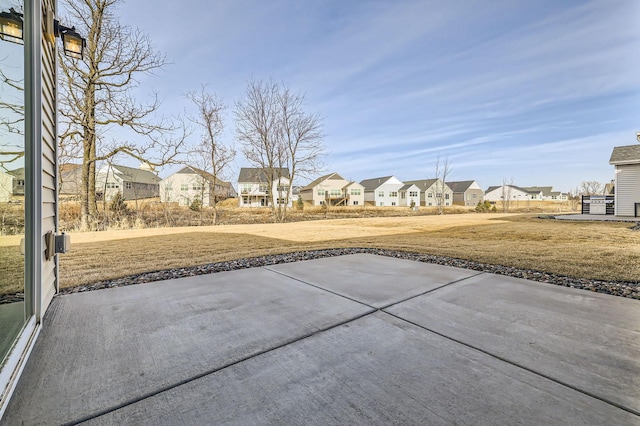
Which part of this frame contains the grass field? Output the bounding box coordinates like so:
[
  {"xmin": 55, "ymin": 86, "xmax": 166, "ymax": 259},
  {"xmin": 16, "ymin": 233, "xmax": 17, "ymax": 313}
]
[{"xmin": 1, "ymin": 212, "xmax": 638, "ymax": 296}]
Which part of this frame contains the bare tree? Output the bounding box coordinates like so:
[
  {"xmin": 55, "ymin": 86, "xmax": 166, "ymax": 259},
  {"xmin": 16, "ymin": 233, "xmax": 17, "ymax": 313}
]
[
  {"xmin": 0, "ymin": 66, "xmax": 25, "ymax": 172},
  {"xmin": 58, "ymin": 0, "xmax": 187, "ymax": 230},
  {"xmin": 433, "ymin": 155, "xmax": 452, "ymax": 214},
  {"xmin": 185, "ymin": 86, "xmax": 235, "ymax": 224},
  {"xmin": 501, "ymin": 177, "xmax": 514, "ymax": 212},
  {"xmin": 235, "ymin": 79, "xmax": 324, "ymax": 222},
  {"xmin": 579, "ymin": 180, "xmax": 604, "ymax": 196}
]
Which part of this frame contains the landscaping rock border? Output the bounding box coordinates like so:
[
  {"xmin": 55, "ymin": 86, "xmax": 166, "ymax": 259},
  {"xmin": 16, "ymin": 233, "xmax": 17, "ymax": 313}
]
[
  {"xmin": 2, "ymin": 248, "xmax": 638, "ymax": 304},
  {"xmin": 58, "ymin": 248, "xmax": 639, "ymax": 300}
]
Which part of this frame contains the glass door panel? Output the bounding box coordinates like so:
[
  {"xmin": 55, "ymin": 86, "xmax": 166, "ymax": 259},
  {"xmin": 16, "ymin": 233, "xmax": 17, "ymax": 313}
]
[{"xmin": 0, "ymin": 0, "xmax": 26, "ymax": 369}]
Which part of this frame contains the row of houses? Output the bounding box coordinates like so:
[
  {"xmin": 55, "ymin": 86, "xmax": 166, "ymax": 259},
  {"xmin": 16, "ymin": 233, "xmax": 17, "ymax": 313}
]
[{"xmin": 235, "ymin": 169, "xmax": 569, "ymax": 209}]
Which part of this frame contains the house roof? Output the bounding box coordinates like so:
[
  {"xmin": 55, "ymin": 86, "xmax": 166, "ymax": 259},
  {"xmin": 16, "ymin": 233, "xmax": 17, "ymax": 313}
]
[
  {"xmin": 342, "ymin": 181, "xmax": 364, "ymax": 190},
  {"xmin": 7, "ymin": 167, "xmax": 24, "ymax": 179},
  {"xmin": 399, "ymin": 184, "xmax": 419, "ymax": 191},
  {"xmin": 521, "ymin": 186, "xmax": 553, "ymax": 196},
  {"xmin": 111, "ymin": 165, "xmax": 161, "ymax": 185},
  {"xmin": 359, "ymin": 176, "xmax": 394, "ymax": 191},
  {"xmin": 445, "ymin": 180, "xmax": 475, "ymax": 193},
  {"xmin": 238, "ymin": 167, "xmax": 290, "ymax": 182},
  {"xmin": 175, "ymin": 166, "xmax": 230, "ymax": 186},
  {"xmin": 610, "ymin": 145, "xmax": 640, "ymax": 165},
  {"xmin": 485, "ymin": 185, "xmax": 539, "ymax": 195},
  {"xmin": 404, "ymin": 179, "xmax": 439, "ymax": 191},
  {"xmin": 302, "ymin": 172, "xmax": 345, "ymax": 190},
  {"xmin": 60, "ymin": 163, "xmax": 82, "ymax": 174}
]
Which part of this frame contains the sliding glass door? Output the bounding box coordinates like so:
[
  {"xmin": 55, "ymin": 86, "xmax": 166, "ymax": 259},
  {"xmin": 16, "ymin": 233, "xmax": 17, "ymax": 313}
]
[{"xmin": 0, "ymin": 0, "xmax": 28, "ymax": 377}]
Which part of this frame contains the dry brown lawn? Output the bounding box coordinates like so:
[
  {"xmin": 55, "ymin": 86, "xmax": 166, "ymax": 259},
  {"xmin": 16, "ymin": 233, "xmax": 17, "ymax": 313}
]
[{"xmin": 1, "ymin": 213, "xmax": 638, "ymax": 295}]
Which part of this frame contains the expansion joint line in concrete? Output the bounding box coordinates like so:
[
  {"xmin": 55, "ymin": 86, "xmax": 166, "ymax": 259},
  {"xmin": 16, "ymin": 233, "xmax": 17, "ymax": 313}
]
[
  {"xmin": 381, "ymin": 310, "xmax": 640, "ymax": 419},
  {"xmin": 63, "ymin": 308, "xmax": 377, "ymax": 426}
]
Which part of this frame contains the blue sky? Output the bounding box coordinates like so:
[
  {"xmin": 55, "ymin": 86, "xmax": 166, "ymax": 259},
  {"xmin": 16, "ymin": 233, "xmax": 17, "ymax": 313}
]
[{"xmin": 110, "ymin": 1, "xmax": 637, "ymax": 190}]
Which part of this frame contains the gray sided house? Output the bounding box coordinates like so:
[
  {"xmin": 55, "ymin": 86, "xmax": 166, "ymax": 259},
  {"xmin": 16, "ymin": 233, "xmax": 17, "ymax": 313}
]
[
  {"xmin": 610, "ymin": 144, "xmax": 640, "ymax": 217},
  {"xmin": 160, "ymin": 166, "xmax": 235, "ymax": 207},
  {"xmin": 404, "ymin": 178, "xmax": 453, "ymax": 207},
  {"xmin": 95, "ymin": 163, "xmax": 161, "ymax": 201},
  {"xmin": 238, "ymin": 167, "xmax": 292, "ymax": 208},
  {"xmin": 446, "ymin": 180, "xmax": 484, "ymax": 206}
]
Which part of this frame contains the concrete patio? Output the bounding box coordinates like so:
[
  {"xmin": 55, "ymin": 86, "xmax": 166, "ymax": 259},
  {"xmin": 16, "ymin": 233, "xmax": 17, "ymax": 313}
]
[{"xmin": 3, "ymin": 253, "xmax": 640, "ymax": 425}]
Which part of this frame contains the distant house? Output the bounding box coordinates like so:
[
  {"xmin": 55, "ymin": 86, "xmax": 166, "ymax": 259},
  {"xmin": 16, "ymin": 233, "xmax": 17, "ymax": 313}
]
[
  {"xmin": 237, "ymin": 167, "xmax": 292, "ymax": 208},
  {"xmin": 446, "ymin": 180, "xmax": 484, "ymax": 206},
  {"xmin": 0, "ymin": 171, "xmax": 13, "ymax": 202},
  {"xmin": 398, "ymin": 183, "xmax": 420, "ymax": 207},
  {"xmin": 59, "ymin": 163, "xmax": 83, "ymax": 197},
  {"xmin": 484, "ymin": 185, "xmax": 540, "ymax": 202},
  {"xmin": 360, "ymin": 176, "xmax": 404, "ymax": 206},
  {"xmin": 7, "ymin": 167, "xmax": 25, "ymax": 196},
  {"xmin": 609, "ymin": 144, "xmax": 640, "ymax": 217},
  {"xmin": 300, "ymin": 172, "xmax": 364, "ymax": 206},
  {"xmin": 520, "ymin": 186, "xmax": 568, "ymax": 201},
  {"xmin": 404, "ymin": 178, "xmax": 453, "ymax": 207},
  {"xmin": 160, "ymin": 166, "xmax": 236, "ymax": 207},
  {"xmin": 95, "ymin": 163, "xmax": 161, "ymax": 201}
]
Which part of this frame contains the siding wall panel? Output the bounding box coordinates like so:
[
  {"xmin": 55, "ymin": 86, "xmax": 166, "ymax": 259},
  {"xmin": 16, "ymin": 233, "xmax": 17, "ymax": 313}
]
[{"xmin": 616, "ymin": 164, "xmax": 640, "ymax": 216}]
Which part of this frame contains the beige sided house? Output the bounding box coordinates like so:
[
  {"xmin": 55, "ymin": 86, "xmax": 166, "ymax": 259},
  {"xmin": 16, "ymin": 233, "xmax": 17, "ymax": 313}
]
[
  {"xmin": 0, "ymin": 171, "xmax": 14, "ymax": 202},
  {"xmin": 160, "ymin": 166, "xmax": 235, "ymax": 207},
  {"xmin": 446, "ymin": 180, "xmax": 484, "ymax": 206},
  {"xmin": 238, "ymin": 167, "xmax": 293, "ymax": 208},
  {"xmin": 404, "ymin": 178, "xmax": 453, "ymax": 207},
  {"xmin": 300, "ymin": 172, "xmax": 364, "ymax": 206},
  {"xmin": 58, "ymin": 163, "xmax": 82, "ymax": 197},
  {"xmin": 95, "ymin": 163, "xmax": 161, "ymax": 201},
  {"xmin": 609, "ymin": 144, "xmax": 640, "ymax": 217},
  {"xmin": 7, "ymin": 168, "xmax": 25, "ymax": 196}
]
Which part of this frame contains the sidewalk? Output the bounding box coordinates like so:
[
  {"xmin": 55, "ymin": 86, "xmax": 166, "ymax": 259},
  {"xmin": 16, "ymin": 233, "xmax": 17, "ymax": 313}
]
[{"xmin": 3, "ymin": 254, "xmax": 639, "ymax": 425}]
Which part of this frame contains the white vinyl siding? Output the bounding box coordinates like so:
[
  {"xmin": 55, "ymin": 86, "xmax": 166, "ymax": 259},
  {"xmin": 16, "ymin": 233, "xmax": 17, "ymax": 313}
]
[{"xmin": 615, "ymin": 164, "xmax": 640, "ymax": 216}]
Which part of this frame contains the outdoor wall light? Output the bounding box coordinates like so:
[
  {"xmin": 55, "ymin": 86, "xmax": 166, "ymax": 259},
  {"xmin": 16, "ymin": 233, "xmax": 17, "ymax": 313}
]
[
  {"xmin": 0, "ymin": 8, "xmax": 23, "ymax": 44},
  {"xmin": 0, "ymin": 8, "xmax": 86, "ymax": 59}
]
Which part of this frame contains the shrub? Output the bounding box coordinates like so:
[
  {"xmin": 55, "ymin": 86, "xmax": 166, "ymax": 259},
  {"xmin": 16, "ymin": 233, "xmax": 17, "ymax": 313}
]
[
  {"xmin": 296, "ymin": 195, "xmax": 304, "ymax": 210},
  {"xmin": 110, "ymin": 191, "xmax": 128, "ymax": 214},
  {"xmin": 189, "ymin": 198, "xmax": 202, "ymax": 212},
  {"xmin": 475, "ymin": 200, "xmax": 492, "ymax": 213}
]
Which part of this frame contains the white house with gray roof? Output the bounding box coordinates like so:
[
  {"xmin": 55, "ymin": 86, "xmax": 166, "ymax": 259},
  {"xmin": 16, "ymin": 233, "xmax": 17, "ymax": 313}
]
[
  {"xmin": 398, "ymin": 183, "xmax": 420, "ymax": 207},
  {"xmin": 610, "ymin": 143, "xmax": 640, "ymax": 217},
  {"xmin": 160, "ymin": 166, "xmax": 235, "ymax": 207},
  {"xmin": 360, "ymin": 176, "xmax": 404, "ymax": 206}
]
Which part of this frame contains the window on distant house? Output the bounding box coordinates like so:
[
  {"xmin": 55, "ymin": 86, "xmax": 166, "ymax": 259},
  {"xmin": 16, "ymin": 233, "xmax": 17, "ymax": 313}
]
[
  {"xmin": 241, "ymin": 184, "xmax": 252, "ymax": 193},
  {"xmin": 409, "ymin": 191, "xmax": 418, "ymax": 197},
  {"xmin": 193, "ymin": 183, "xmax": 203, "ymax": 191},
  {"xmin": 259, "ymin": 184, "xmax": 268, "ymax": 192},
  {"xmin": 391, "ymin": 202, "xmax": 396, "ymax": 206},
  {"xmin": 389, "ymin": 191, "xmax": 398, "ymax": 197},
  {"xmin": 17, "ymin": 180, "xmax": 24, "ymax": 186},
  {"xmin": 378, "ymin": 191, "xmax": 384, "ymax": 197},
  {"xmin": 472, "ymin": 193, "xmax": 477, "ymax": 198},
  {"xmin": 124, "ymin": 182, "xmax": 132, "ymax": 190},
  {"xmin": 427, "ymin": 192, "xmax": 433, "ymax": 198},
  {"xmin": 180, "ymin": 184, "xmax": 188, "ymax": 191},
  {"xmin": 106, "ymin": 182, "xmax": 119, "ymax": 189},
  {"xmin": 330, "ymin": 189, "xmax": 341, "ymax": 197},
  {"xmin": 277, "ymin": 198, "xmax": 286, "ymax": 205},
  {"xmin": 318, "ymin": 189, "xmax": 325, "ymax": 196},
  {"xmin": 277, "ymin": 185, "xmax": 289, "ymax": 192},
  {"xmin": 379, "ymin": 202, "xmax": 384, "ymax": 206},
  {"xmin": 401, "ymin": 192, "xmax": 406, "ymax": 199},
  {"xmin": 445, "ymin": 193, "xmax": 449, "ymax": 199},
  {"xmin": 350, "ymin": 188, "xmax": 361, "ymax": 196},
  {"xmin": 353, "ymin": 201, "xmax": 358, "ymax": 205}
]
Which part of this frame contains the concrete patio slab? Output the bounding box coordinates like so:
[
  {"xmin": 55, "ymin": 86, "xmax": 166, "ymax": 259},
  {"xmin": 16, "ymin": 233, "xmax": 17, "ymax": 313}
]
[
  {"xmin": 386, "ymin": 273, "xmax": 640, "ymax": 414},
  {"xmin": 85, "ymin": 313, "xmax": 637, "ymax": 426},
  {"xmin": 267, "ymin": 253, "xmax": 478, "ymax": 308},
  {"xmin": 3, "ymin": 267, "xmax": 372, "ymax": 425}
]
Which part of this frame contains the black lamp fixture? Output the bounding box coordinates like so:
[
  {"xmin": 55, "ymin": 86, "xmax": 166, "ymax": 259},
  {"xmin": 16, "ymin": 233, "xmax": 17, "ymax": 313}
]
[
  {"xmin": 0, "ymin": 7, "xmax": 86, "ymax": 59},
  {"xmin": 0, "ymin": 8, "xmax": 23, "ymax": 43}
]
